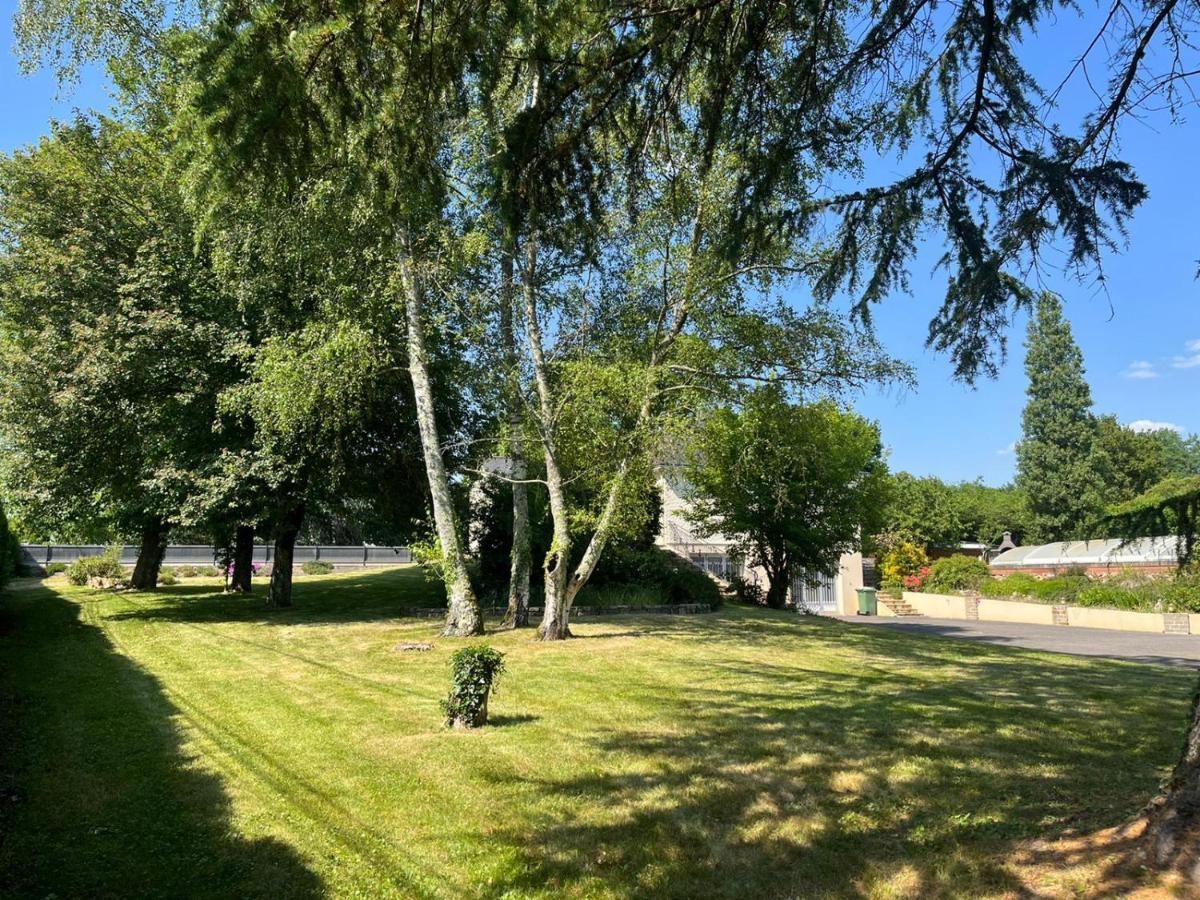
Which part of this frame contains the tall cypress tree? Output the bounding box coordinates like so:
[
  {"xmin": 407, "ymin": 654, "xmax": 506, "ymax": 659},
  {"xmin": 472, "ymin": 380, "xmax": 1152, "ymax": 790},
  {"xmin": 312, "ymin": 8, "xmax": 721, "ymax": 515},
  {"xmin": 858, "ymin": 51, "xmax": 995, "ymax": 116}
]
[{"xmin": 1016, "ymin": 294, "xmax": 1101, "ymax": 541}]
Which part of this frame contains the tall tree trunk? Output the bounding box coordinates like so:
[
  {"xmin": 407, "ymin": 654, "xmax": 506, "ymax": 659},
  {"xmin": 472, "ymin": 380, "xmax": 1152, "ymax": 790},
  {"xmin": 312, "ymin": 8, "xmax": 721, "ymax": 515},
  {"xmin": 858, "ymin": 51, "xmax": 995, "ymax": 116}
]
[
  {"xmin": 397, "ymin": 231, "xmax": 483, "ymax": 637},
  {"xmin": 1144, "ymin": 679, "xmax": 1200, "ymax": 876},
  {"xmin": 230, "ymin": 524, "xmax": 254, "ymax": 593},
  {"xmin": 129, "ymin": 518, "xmax": 168, "ymax": 590},
  {"xmin": 518, "ymin": 233, "xmax": 574, "ymax": 640},
  {"xmin": 499, "ymin": 238, "xmax": 531, "ymax": 628},
  {"xmin": 268, "ymin": 502, "xmax": 304, "ymax": 608}
]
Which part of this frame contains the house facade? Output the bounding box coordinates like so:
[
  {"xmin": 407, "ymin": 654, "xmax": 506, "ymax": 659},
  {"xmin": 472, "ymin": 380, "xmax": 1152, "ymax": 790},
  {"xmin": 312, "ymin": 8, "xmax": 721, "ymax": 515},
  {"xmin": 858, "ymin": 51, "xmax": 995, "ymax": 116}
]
[{"xmin": 654, "ymin": 473, "xmax": 865, "ymax": 616}]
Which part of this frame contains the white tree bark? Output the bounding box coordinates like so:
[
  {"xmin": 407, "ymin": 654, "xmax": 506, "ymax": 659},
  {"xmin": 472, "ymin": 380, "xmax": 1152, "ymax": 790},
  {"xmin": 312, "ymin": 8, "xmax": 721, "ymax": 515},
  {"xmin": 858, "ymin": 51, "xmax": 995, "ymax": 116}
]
[
  {"xmin": 398, "ymin": 232, "xmax": 483, "ymax": 637},
  {"xmin": 500, "ymin": 241, "xmax": 532, "ymax": 627}
]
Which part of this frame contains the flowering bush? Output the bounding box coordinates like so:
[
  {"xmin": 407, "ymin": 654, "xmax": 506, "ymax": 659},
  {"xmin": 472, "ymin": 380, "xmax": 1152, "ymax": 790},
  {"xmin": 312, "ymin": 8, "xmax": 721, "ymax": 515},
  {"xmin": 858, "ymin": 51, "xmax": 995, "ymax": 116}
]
[
  {"xmin": 902, "ymin": 566, "xmax": 931, "ymax": 590},
  {"xmin": 878, "ymin": 538, "xmax": 929, "ymax": 592}
]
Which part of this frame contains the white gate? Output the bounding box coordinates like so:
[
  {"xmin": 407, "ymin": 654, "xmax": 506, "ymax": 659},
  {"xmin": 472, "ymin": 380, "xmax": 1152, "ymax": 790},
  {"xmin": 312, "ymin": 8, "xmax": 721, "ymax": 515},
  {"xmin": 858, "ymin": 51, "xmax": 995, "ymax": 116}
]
[{"xmin": 792, "ymin": 571, "xmax": 838, "ymax": 614}]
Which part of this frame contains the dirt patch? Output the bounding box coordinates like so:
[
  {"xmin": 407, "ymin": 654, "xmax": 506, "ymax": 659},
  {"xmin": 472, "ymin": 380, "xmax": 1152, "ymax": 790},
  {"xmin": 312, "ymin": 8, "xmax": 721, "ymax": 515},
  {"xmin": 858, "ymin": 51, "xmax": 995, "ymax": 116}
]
[
  {"xmin": 392, "ymin": 641, "xmax": 434, "ymax": 652},
  {"xmin": 1009, "ymin": 816, "xmax": 1196, "ymax": 898}
]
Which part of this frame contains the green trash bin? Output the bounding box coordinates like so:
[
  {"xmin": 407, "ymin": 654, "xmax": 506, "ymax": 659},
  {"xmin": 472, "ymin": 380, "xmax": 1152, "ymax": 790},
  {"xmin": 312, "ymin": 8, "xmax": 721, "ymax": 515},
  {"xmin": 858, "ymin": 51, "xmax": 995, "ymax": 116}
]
[{"xmin": 856, "ymin": 587, "xmax": 878, "ymax": 616}]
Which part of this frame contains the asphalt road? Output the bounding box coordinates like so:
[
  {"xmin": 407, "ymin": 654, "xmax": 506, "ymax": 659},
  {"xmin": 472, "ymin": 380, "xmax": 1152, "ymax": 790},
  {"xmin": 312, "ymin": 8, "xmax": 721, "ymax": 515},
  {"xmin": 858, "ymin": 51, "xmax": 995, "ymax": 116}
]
[{"xmin": 837, "ymin": 615, "xmax": 1200, "ymax": 668}]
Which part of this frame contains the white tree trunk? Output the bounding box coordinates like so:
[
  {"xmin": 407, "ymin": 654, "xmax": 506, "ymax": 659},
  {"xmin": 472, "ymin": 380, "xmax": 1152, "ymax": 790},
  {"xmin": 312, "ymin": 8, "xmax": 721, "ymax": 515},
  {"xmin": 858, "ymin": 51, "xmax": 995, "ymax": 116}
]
[
  {"xmin": 398, "ymin": 233, "xmax": 483, "ymax": 637},
  {"xmin": 500, "ymin": 241, "xmax": 532, "ymax": 627}
]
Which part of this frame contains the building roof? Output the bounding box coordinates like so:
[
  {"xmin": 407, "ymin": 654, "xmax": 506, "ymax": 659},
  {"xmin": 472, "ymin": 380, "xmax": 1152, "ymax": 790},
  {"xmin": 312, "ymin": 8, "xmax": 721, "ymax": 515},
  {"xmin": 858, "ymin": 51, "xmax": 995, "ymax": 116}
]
[{"xmin": 990, "ymin": 536, "xmax": 1182, "ymax": 568}]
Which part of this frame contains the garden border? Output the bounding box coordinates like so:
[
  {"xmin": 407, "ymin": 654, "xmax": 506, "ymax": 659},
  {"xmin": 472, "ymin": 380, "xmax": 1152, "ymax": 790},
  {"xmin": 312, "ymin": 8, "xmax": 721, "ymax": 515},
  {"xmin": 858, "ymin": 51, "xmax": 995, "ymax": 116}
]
[{"xmin": 892, "ymin": 590, "xmax": 1200, "ymax": 635}]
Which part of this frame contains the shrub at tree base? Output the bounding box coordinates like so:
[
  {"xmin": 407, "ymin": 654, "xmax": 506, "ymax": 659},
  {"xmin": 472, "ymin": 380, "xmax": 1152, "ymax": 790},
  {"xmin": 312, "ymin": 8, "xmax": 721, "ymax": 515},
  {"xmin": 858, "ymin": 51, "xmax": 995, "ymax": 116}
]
[
  {"xmin": 443, "ymin": 645, "xmax": 506, "ymax": 729},
  {"xmin": 925, "ymin": 555, "xmax": 991, "ymax": 593},
  {"xmin": 301, "ymin": 560, "xmax": 335, "ymax": 576},
  {"xmin": 158, "ymin": 571, "xmax": 178, "ymax": 586},
  {"xmin": 66, "ymin": 551, "xmax": 126, "ymax": 587}
]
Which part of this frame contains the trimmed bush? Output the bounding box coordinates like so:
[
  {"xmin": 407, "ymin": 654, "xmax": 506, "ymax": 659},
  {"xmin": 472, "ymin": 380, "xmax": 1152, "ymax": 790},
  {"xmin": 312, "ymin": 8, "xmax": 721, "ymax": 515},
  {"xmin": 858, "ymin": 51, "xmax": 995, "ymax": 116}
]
[
  {"xmin": 175, "ymin": 565, "xmax": 199, "ymax": 578},
  {"xmin": 158, "ymin": 570, "xmax": 178, "ymax": 586},
  {"xmin": 45, "ymin": 562, "xmax": 67, "ymax": 576},
  {"xmin": 301, "ymin": 560, "xmax": 335, "ymax": 576},
  {"xmin": 925, "ymin": 555, "xmax": 990, "ymax": 593},
  {"xmin": 66, "ymin": 550, "xmax": 125, "ymax": 586},
  {"xmin": 586, "ymin": 546, "xmax": 721, "ymax": 607},
  {"xmin": 443, "ymin": 644, "xmax": 506, "ymax": 728},
  {"xmin": 196, "ymin": 565, "xmax": 219, "ymax": 577}
]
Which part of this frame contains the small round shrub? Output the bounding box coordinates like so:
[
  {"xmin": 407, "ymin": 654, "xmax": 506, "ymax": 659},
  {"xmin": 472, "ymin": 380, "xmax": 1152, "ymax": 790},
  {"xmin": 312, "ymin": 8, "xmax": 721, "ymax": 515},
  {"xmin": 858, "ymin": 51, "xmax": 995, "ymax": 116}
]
[
  {"xmin": 175, "ymin": 564, "xmax": 199, "ymax": 578},
  {"xmin": 45, "ymin": 562, "xmax": 67, "ymax": 576},
  {"xmin": 158, "ymin": 570, "xmax": 178, "ymax": 586},
  {"xmin": 66, "ymin": 552, "xmax": 125, "ymax": 586},
  {"xmin": 925, "ymin": 555, "xmax": 991, "ymax": 593},
  {"xmin": 301, "ymin": 560, "xmax": 335, "ymax": 575},
  {"xmin": 196, "ymin": 565, "xmax": 219, "ymax": 577},
  {"xmin": 443, "ymin": 644, "xmax": 506, "ymax": 728}
]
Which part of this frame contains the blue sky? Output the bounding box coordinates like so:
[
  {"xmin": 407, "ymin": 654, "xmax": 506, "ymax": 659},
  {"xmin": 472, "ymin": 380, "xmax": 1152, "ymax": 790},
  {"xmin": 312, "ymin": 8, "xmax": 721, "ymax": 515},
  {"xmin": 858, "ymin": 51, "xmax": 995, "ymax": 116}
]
[{"xmin": 2, "ymin": 2, "xmax": 1197, "ymax": 487}]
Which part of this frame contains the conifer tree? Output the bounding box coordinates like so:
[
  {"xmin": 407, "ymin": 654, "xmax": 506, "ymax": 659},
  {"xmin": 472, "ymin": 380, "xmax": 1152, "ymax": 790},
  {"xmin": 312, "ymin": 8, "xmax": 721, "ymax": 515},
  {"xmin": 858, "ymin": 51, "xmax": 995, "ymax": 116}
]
[{"xmin": 1015, "ymin": 294, "xmax": 1101, "ymax": 541}]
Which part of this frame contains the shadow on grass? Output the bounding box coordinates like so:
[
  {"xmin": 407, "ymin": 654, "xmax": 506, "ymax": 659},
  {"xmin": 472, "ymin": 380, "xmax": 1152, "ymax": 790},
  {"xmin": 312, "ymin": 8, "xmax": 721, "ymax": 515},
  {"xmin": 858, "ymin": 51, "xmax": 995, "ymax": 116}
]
[
  {"xmin": 481, "ymin": 609, "xmax": 1193, "ymax": 898},
  {"xmin": 107, "ymin": 566, "xmax": 448, "ymax": 626},
  {"xmin": 0, "ymin": 584, "xmax": 322, "ymax": 898}
]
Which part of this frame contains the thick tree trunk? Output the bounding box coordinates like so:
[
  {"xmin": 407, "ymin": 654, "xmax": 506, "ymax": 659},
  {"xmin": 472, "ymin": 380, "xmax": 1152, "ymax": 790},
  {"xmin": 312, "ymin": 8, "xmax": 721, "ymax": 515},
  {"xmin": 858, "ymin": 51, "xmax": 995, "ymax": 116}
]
[
  {"xmin": 129, "ymin": 519, "xmax": 168, "ymax": 590},
  {"xmin": 230, "ymin": 524, "xmax": 254, "ymax": 593},
  {"xmin": 1144, "ymin": 678, "xmax": 1200, "ymax": 876},
  {"xmin": 765, "ymin": 574, "xmax": 791, "ymax": 609},
  {"xmin": 268, "ymin": 503, "xmax": 304, "ymax": 608},
  {"xmin": 499, "ymin": 240, "xmax": 531, "ymax": 629},
  {"xmin": 398, "ymin": 232, "xmax": 483, "ymax": 637}
]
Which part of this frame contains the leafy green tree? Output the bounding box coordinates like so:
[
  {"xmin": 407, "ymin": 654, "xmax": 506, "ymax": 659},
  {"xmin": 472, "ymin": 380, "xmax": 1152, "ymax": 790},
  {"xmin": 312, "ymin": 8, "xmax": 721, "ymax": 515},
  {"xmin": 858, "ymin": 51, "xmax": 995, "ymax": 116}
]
[
  {"xmin": 1015, "ymin": 294, "xmax": 1102, "ymax": 541},
  {"xmin": 879, "ymin": 474, "xmax": 964, "ymax": 550},
  {"xmin": 1146, "ymin": 429, "xmax": 1200, "ymax": 478},
  {"xmin": 952, "ymin": 481, "xmax": 1031, "ymax": 547},
  {"xmin": 0, "ymin": 118, "xmax": 234, "ymax": 588},
  {"xmin": 687, "ymin": 386, "xmax": 888, "ymax": 609},
  {"xmin": 1088, "ymin": 415, "xmax": 1167, "ymax": 511}
]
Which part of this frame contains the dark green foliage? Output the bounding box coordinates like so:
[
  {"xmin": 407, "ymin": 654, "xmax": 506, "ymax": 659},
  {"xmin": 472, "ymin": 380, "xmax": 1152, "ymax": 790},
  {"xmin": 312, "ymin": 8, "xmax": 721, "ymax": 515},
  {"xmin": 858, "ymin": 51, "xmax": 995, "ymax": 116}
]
[
  {"xmin": 300, "ymin": 560, "xmax": 334, "ymax": 576},
  {"xmin": 1016, "ymin": 294, "xmax": 1102, "ymax": 541},
  {"xmin": 65, "ymin": 551, "xmax": 125, "ymax": 586},
  {"xmin": 925, "ymin": 555, "xmax": 991, "ymax": 593},
  {"xmin": 1107, "ymin": 475, "xmax": 1200, "ymax": 567},
  {"xmin": 728, "ymin": 575, "xmax": 765, "ymax": 607},
  {"xmin": 45, "ymin": 562, "xmax": 67, "ymax": 576},
  {"xmin": 443, "ymin": 645, "xmax": 506, "ymax": 729},
  {"xmin": 587, "ymin": 546, "xmax": 722, "ymax": 608},
  {"xmin": 0, "ymin": 498, "xmax": 16, "ymax": 590}
]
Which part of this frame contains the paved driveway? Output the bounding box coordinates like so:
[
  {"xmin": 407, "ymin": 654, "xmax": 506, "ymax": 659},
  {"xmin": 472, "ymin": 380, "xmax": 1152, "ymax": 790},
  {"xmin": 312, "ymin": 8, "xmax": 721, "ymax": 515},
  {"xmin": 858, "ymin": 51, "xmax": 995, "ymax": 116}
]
[{"xmin": 837, "ymin": 615, "xmax": 1200, "ymax": 668}]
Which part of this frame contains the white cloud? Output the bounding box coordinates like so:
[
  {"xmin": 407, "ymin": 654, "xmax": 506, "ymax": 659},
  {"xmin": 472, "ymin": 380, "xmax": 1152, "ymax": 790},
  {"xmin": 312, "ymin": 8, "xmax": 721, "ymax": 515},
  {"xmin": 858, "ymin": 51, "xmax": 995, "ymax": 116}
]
[
  {"xmin": 1123, "ymin": 360, "xmax": 1158, "ymax": 379},
  {"xmin": 996, "ymin": 441, "xmax": 1016, "ymax": 455},
  {"xmin": 1172, "ymin": 338, "xmax": 1200, "ymax": 369},
  {"xmin": 1128, "ymin": 419, "xmax": 1184, "ymax": 434}
]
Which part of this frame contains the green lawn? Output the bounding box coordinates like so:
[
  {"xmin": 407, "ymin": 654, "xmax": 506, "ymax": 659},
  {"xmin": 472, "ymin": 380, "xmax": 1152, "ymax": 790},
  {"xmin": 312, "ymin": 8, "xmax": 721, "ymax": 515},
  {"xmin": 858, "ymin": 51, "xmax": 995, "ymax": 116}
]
[{"xmin": 0, "ymin": 566, "xmax": 1193, "ymax": 898}]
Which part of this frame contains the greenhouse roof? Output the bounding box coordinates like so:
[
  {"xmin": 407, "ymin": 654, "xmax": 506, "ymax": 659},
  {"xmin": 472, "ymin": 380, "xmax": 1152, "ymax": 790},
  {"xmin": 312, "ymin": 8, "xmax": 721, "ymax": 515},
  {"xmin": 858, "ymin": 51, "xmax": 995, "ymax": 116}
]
[{"xmin": 990, "ymin": 536, "xmax": 1182, "ymax": 568}]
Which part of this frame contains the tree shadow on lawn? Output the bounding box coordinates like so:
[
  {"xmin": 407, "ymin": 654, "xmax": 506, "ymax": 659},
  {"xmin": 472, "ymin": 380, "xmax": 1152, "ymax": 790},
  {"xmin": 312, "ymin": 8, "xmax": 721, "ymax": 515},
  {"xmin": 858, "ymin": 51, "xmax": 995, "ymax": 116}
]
[
  {"xmin": 0, "ymin": 585, "xmax": 323, "ymax": 899},
  {"xmin": 482, "ymin": 612, "xmax": 1194, "ymax": 898},
  {"xmin": 106, "ymin": 567, "xmax": 448, "ymax": 627}
]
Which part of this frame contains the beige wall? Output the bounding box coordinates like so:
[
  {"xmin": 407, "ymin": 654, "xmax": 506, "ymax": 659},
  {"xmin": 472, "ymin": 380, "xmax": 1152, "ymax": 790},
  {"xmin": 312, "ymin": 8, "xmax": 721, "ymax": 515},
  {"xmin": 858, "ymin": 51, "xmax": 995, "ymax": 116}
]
[
  {"xmin": 976, "ymin": 597, "xmax": 1056, "ymax": 625},
  {"xmin": 1067, "ymin": 606, "xmax": 1164, "ymax": 633},
  {"xmin": 902, "ymin": 592, "xmax": 968, "ymax": 618},
  {"xmin": 900, "ymin": 590, "xmax": 1177, "ymax": 634}
]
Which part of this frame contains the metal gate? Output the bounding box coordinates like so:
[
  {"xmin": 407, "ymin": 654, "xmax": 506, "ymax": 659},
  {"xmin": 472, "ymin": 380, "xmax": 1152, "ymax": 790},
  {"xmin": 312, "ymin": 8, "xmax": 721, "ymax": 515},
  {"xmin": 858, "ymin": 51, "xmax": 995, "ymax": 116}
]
[{"xmin": 792, "ymin": 570, "xmax": 838, "ymax": 614}]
